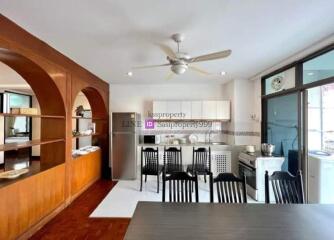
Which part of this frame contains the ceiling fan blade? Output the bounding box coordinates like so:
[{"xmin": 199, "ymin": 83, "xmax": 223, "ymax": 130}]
[
  {"xmin": 188, "ymin": 49, "xmax": 231, "ymax": 63},
  {"xmin": 133, "ymin": 63, "xmax": 170, "ymax": 69},
  {"xmin": 166, "ymin": 71, "xmax": 175, "ymax": 80},
  {"xmin": 157, "ymin": 43, "xmax": 177, "ymax": 59},
  {"xmin": 189, "ymin": 66, "xmax": 211, "ymax": 76}
]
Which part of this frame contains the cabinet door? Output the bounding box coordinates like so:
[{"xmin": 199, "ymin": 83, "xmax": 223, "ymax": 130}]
[
  {"xmin": 153, "ymin": 101, "xmax": 167, "ymax": 119},
  {"xmin": 181, "ymin": 101, "xmax": 192, "ymax": 119},
  {"xmin": 216, "ymin": 101, "xmax": 230, "ymax": 120},
  {"xmin": 191, "ymin": 101, "xmax": 202, "ymax": 119},
  {"xmin": 202, "ymin": 101, "xmax": 216, "ymax": 119},
  {"xmin": 167, "ymin": 101, "xmax": 181, "ymax": 119}
]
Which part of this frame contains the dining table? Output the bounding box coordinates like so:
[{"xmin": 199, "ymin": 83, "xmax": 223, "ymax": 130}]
[{"xmin": 124, "ymin": 201, "xmax": 334, "ymax": 240}]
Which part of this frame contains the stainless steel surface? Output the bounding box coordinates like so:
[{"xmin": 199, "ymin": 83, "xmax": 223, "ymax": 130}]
[
  {"xmin": 261, "ymin": 143, "xmax": 275, "ymax": 156},
  {"xmin": 112, "ymin": 112, "xmax": 140, "ymax": 180}
]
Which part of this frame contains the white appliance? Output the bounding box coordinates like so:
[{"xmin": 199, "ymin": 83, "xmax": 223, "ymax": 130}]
[
  {"xmin": 308, "ymin": 151, "xmax": 334, "ymax": 203},
  {"xmin": 211, "ymin": 151, "xmax": 232, "ymax": 177},
  {"xmin": 238, "ymin": 152, "xmax": 284, "ymax": 202}
]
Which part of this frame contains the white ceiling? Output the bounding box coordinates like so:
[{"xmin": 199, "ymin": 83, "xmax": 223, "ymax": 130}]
[{"xmin": 1, "ymin": 0, "xmax": 334, "ymax": 84}]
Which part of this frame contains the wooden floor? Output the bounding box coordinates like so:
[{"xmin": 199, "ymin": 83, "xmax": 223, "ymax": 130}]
[{"xmin": 30, "ymin": 180, "xmax": 130, "ymax": 240}]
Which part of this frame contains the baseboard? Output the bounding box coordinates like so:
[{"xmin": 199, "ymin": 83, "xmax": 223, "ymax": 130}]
[{"xmin": 17, "ymin": 202, "xmax": 66, "ymax": 240}]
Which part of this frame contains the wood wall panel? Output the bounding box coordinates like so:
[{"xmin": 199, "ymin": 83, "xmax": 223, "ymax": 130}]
[
  {"xmin": 0, "ymin": 164, "xmax": 65, "ymax": 240},
  {"xmin": 71, "ymin": 150, "xmax": 102, "ymax": 198},
  {"xmin": 0, "ymin": 14, "xmax": 110, "ymax": 239}
]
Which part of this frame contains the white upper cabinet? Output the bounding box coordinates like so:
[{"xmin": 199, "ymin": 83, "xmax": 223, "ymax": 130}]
[
  {"xmin": 152, "ymin": 101, "xmax": 167, "ymax": 119},
  {"xmin": 216, "ymin": 101, "xmax": 230, "ymax": 120},
  {"xmin": 191, "ymin": 101, "xmax": 202, "ymax": 119},
  {"xmin": 152, "ymin": 100, "xmax": 230, "ymax": 120},
  {"xmin": 202, "ymin": 101, "xmax": 217, "ymax": 119},
  {"xmin": 181, "ymin": 101, "xmax": 192, "ymax": 119},
  {"xmin": 167, "ymin": 101, "xmax": 181, "ymax": 119}
]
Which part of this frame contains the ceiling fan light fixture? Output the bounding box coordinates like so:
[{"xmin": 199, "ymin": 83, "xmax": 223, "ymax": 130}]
[{"xmin": 171, "ymin": 64, "xmax": 188, "ymax": 74}]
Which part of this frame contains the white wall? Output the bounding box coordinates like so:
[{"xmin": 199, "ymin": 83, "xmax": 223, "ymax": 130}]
[
  {"xmin": 221, "ymin": 79, "xmax": 261, "ymax": 147},
  {"xmin": 110, "ymin": 83, "xmax": 224, "ymax": 118}
]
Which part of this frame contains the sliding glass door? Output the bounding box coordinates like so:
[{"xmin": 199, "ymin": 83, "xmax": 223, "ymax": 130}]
[
  {"xmin": 264, "ymin": 93, "xmax": 300, "ymax": 174},
  {"xmin": 306, "ymin": 83, "xmax": 334, "ymax": 203}
]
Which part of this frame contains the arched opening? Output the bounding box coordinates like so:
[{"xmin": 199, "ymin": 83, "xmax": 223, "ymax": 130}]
[
  {"xmin": 0, "ymin": 48, "xmax": 66, "ymax": 181},
  {"xmin": 71, "ymin": 87, "xmax": 109, "ymax": 178}
]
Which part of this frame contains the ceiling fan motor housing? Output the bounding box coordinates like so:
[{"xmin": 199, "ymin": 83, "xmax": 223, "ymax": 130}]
[{"xmin": 171, "ymin": 64, "xmax": 188, "ymax": 74}]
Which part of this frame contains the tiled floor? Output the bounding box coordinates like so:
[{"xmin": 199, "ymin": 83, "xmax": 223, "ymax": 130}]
[
  {"xmin": 91, "ymin": 176, "xmax": 258, "ymax": 218},
  {"xmin": 31, "ymin": 180, "xmax": 130, "ymax": 240}
]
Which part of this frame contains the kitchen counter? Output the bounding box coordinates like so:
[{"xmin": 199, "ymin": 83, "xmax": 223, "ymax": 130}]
[{"xmin": 138, "ymin": 142, "xmax": 228, "ymax": 146}]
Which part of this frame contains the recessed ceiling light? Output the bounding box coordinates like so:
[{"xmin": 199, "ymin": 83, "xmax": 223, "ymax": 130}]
[
  {"xmin": 220, "ymin": 71, "xmax": 226, "ymax": 76},
  {"xmin": 127, "ymin": 71, "xmax": 133, "ymax": 77}
]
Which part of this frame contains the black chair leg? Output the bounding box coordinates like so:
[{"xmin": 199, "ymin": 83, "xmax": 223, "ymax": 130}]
[
  {"xmin": 157, "ymin": 175, "xmax": 159, "ymax": 193},
  {"xmin": 204, "ymin": 174, "xmax": 207, "ymax": 183},
  {"xmin": 140, "ymin": 173, "xmax": 143, "ymax": 191},
  {"xmin": 145, "ymin": 175, "xmax": 147, "ymax": 182}
]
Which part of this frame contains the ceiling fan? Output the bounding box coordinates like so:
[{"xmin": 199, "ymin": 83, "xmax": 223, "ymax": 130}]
[{"xmin": 133, "ymin": 33, "xmax": 231, "ymax": 79}]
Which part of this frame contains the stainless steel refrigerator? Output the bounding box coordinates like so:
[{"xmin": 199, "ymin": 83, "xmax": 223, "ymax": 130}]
[{"xmin": 112, "ymin": 112, "xmax": 140, "ymax": 180}]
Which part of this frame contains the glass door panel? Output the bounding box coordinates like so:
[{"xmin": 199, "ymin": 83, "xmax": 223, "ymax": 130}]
[
  {"xmin": 307, "ymin": 83, "xmax": 334, "ymax": 203},
  {"xmin": 266, "ymin": 93, "xmax": 299, "ymax": 174}
]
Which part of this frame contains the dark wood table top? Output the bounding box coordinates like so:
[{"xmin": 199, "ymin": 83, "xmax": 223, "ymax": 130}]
[{"xmin": 125, "ymin": 201, "xmax": 334, "ymax": 240}]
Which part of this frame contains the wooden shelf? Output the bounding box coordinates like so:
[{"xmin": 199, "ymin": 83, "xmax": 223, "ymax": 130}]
[
  {"xmin": 72, "ymin": 133, "xmax": 103, "ymax": 139},
  {"xmin": 0, "ymin": 113, "xmax": 65, "ymax": 119},
  {"xmin": 72, "ymin": 116, "xmax": 107, "ymax": 121},
  {"xmin": 0, "ymin": 138, "xmax": 65, "ymax": 152}
]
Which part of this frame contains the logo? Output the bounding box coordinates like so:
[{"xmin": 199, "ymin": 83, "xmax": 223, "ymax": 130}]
[{"xmin": 145, "ymin": 118, "xmax": 155, "ymax": 129}]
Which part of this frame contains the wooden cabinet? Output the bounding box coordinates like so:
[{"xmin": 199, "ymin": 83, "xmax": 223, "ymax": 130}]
[
  {"xmin": 152, "ymin": 100, "xmax": 230, "ymax": 120},
  {"xmin": 202, "ymin": 101, "xmax": 217, "ymax": 119},
  {"xmin": 216, "ymin": 101, "xmax": 230, "ymax": 120},
  {"xmin": 181, "ymin": 101, "xmax": 192, "ymax": 119},
  {"xmin": 153, "ymin": 101, "xmax": 167, "ymax": 119},
  {"xmin": 167, "ymin": 101, "xmax": 181, "ymax": 119},
  {"xmin": 191, "ymin": 101, "xmax": 202, "ymax": 119}
]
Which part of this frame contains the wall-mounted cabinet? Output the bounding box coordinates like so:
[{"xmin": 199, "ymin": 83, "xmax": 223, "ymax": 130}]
[{"xmin": 152, "ymin": 100, "xmax": 230, "ymax": 121}]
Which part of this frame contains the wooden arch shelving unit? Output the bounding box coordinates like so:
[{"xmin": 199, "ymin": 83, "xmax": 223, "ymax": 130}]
[
  {"xmin": 70, "ymin": 86, "xmax": 109, "ymax": 200},
  {"xmin": 0, "ymin": 48, "xmax": 66, "ymax": 173},
  {"xmin": 0, "ymin": 15, "xmax": 110, "ymax": 240}
]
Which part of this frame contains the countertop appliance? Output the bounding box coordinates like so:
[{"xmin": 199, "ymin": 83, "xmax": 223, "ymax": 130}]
[
  {"xmin": 238, "ymin": 151, "xmax": 284, "ymax": 202},
  {"xmin": 143, "ymin": 135, "xmax": 156, "ymax": 144},
  {"xmin": 308, "ymin": 151, "xmax": 334, "ymax": 203},
  {"xmin": 112, "ymin": 112, "xmax": 140, "ymax": 180}
]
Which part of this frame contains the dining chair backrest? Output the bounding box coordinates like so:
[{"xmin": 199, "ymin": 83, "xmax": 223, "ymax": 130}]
[
  {"xmin": 191, "ymin": 147, "xmax": 211, "ymax": 174},
  {"xmin": 164, "ymin": 147, "xmax": 183, "ymax": 174},
  {"xmin": 162, "ymin": 171, "xmax": 199, "ymax": 203},
  {"xmin": 209, "ymin": 173, "xmax": 247, "ymax": 203},
  {"xmin": 265, "ymin": 170, "xmax": 304, "ymax": 204},
  {"xmin": 141, "ymin": 147, "xmax": 159, "ymax": 172}
]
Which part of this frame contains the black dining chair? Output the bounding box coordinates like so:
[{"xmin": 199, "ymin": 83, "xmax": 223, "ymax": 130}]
[
  {"xmin": 265, "ymin": 170, "xmax": 305, "ymax": 204},
  {"xmin": 163, "ymin": 147, "xmax": 183, "ymax": 174},
  {"xmin": 187, "ymin": 147, "xmax": 211, "ymax": 183},
  {"xmin": 209, "ymin": 173, "xmax": 247, "ymax": 203},
  {"xmin": 140, "ymin": 147, "xmax": 164, "ymax": 193},
  {"xmin": 162, "ymin": 171, "xmax": 199, "ymax": 203}
]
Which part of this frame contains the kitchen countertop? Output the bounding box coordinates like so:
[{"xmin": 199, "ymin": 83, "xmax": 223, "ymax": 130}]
[{"xmin": 138, "ymin": 142, "xmax": 229, "ymax": 146}]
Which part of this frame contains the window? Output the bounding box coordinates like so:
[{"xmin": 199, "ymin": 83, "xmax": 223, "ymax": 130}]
[
  {"xmin": 303, "ymin": 49, "xmax": 334, "ymax": 85},
  {"xmin": 3, "ymin": 92, "xmax": 31, "ymax": 139},
  {"xmin": 264, "ymin": 67, "xmax": 295, "ymax": 95},
  {"xmin": 307, "ymin": 83, "xmax": 334, "ymax": 153}
]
